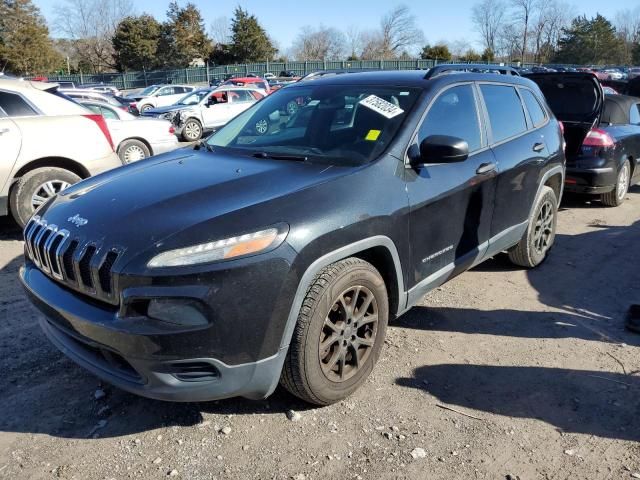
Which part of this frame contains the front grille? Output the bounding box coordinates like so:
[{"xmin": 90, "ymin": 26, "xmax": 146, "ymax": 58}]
[{"xmin": 24, "ymin": 216, "xmax": 122, "ymax": 305}]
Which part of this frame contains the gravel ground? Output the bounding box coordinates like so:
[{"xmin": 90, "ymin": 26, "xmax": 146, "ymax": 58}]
[{"xmin": 1, "ymin": 187, "xmax": 639, "ymax": 480}]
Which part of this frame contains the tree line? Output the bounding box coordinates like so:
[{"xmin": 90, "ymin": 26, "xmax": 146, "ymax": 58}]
[{"xmin": 1, "ymin": 0, "xmax": 639, "ymax": 76}]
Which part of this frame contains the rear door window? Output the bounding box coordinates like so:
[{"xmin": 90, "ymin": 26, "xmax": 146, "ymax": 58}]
[
  {"xmin": 418, "ymin": 84, "xmax": 482, "ymax": 152},
  {"xmin": 0, "ymin": 91, "xmax": 38, "ymax": 117},
  {"xmin": 480, "ymin": 84, "xmax": 527, "ymax": 143},
  {"xmin": 520, "ymin": 89, "xmax": 547, "ymax": 128}
]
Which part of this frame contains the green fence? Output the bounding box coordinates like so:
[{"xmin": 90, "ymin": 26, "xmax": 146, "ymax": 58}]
[{"xmin": 41, "ymin": 59, "xmax": 542, "ymax": 90}]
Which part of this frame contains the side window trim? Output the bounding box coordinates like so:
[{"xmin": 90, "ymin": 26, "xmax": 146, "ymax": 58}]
[
  {"xmin": 408, "ymin": 82, "xmax": 487, "ymax": 159},
  {"xmin": 517, "ymin": 86, "xmax": 549, "ymax": 130}
]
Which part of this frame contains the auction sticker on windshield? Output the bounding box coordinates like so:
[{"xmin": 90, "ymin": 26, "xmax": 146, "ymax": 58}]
[{"xmin": 359, "ymin": 95, "xmax": 404, "ymax": 119}]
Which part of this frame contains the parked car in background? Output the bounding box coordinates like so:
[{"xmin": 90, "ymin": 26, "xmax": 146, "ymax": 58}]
[
  {"xmin": 528, "ymin": 72, "xmax": 640, "ymax": 206},
  {"xmin": 80, "ymin": 100, "xmax": 179, "ymax": 163},
  {"xmin": 127, "ymin": 84, "xmax": 197, "ymax": 113},
  {"xmin": 602, "ymin": 86, "xmax": 619, "ymax": 95},
  {"xmin": 263, "ymin": 72, "xmax": 276, "ymax": 80},
  {"xmin": 20, "ymin": 67, "xmax": 565, "ymax": 406},
  {"xmin": 221, "ymin": 77, "xmax": 271, "ymax": 95},
  {"xmin": 279, "ymin": 70, "xmax": 297, "ymax": 78},
  {"xmin": 628, "ymin": 67, "xmax": 640, "ymax": 80},
  {"xmin": 602, "ymin": 69, "xmax": 624, "ymax": 81},
  {"xmin": 143, "ymin": 86, "xmax": 265, "ymax": 141},
  {"xmin": 60, "ymin": 88, "xmax": 135, "ymax": 113},
  {"xmin": 55, "ymin": 81, "xmax": 77, "ymax": 89},
  {"xmin": 0, "ymin": 79, "xmax": 121, "ymax": 226}
]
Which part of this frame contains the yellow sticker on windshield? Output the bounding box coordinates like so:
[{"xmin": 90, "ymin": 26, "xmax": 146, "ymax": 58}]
[{"xmin": 365, "ymin": 130, "xmax": 381, "ymax": 141}]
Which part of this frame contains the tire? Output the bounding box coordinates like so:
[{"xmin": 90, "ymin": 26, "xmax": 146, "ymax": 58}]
[
  {"xmin": 118, "ymin": 139, "xmax": 150, "ymax": 164},
  {"xmin": 508, "ymin": 185, "xmax": 558, "ymax": 268},
  {"xmin": 181, "ymin": 119, "xmax": 203, "ymax": 142},
  {"xmin": 286, "ymin": 100, "xmax": 299, "ymax": 115},
  {"xmin": 254, "ymin": 118, "xmax": 269, "ymax": 135},
  {"xmin": 9, "ymin": 167, "xmax": 81, "ymax": 228},
  {"xmin": 280, "ymin": 257, "xmax": 389, "ymax": 405},
  {"xmin": 601, "ymin": 160, "xmax": 630, "ymax": 207},
  {"xmin": 139, "ymin": 104, "xmax": 153, "ymax": 113}
]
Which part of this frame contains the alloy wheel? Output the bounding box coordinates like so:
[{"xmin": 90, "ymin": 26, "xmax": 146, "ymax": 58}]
[
  {"xmin": 617, "ymin": 163, "xmax": 630, "ymax": 201},
  {"xmin": 319, "ymin": 286, "xmax": 379, "ymax": 382},
  {"xmin": 123, "ymin": 145, "xmax": 146, "ymax": 163},
  {"xmin": 31, "ymin": 180, "xmax": 71, "ymax": 210},
  {"xmin": 255, "ymin": 118, "xmax": 269, "ymax": 135},
  {"xmin": 184, "ymin": 121, "xmax": 201, "ymax": 141},
  {"xmin": 533, "ymin": 200, "xmax": 554, "ymax": 255}
]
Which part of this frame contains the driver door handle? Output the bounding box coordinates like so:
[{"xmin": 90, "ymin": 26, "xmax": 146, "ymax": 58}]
[
  {"xmin": 533, "ymin": 142, "xmax": 545, "ymax": 152},
  {"xmin": 476, "ymin": 162, "xmax": 496, "ymax": 175}
]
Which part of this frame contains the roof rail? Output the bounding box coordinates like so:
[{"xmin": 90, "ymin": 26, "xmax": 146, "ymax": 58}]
[{"xmin": 424, "ymin": 64, "xmax": 521, "ymax": 79}]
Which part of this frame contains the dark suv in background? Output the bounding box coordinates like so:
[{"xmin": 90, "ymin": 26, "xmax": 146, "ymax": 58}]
[{"xmin": 20, "ymin": 66, "xmax": 565, "ymax": 405}]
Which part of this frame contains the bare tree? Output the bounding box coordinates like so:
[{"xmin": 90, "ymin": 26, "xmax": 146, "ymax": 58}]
[
  {"xmin": 378, "ymin": 5, "xmax": 424, "ymax": 59},
  {"xmin": 614, "ymin": 7, "xmax": 640, "ymax": 63},
  {"xmin": 359, "ymin": 30, "xmax": 384, "ymax": 60},
  {"xmin": 345, "ymin": 25, "xmax": 363, "ymax": 59},
  {"xmin": 209, "ymin": 16, "xmax": 231, "ymax": 46},
  {"xmin": 54, "ymin": 0, "xmax": 133, "ymax": 72},
  {"xmin": 510, "ymin": 0, "xmax": 536, "ymax": 62},
  {"xmin": 291, "ymin": 26, "xmax": 347, "ymax": 60},
  {"xmin": 471, "ymin": 0, "xmax": 506, "ymax": 54},
  {"xmin": 496, "ymin": 22, "xmax": 522, "ymax": 61},
  {"xmin": 449, "ymin": 39, "xmax": 473, "ymax": 59}
]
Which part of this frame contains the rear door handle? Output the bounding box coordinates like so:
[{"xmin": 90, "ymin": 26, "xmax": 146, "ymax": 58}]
[
  {"xmin": 476, "ymin": 162, "xmax": 496, "ymax": 175},
  {"xmin": 533, "ymin": 142, "xmax": 545, "ymax": 152}
]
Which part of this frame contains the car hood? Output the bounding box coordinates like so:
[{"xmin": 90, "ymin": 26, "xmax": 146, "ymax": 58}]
[
  {"xmin": 525, "ymin": 72, "xmax": 604, "ymax": 125},
  {"xmin": 37, "ymin": 150, "xmax": 346, "ymax": 261},
  {"xmin": 145, "ymin": 104, "xmax": 193, "ymax": 115}
]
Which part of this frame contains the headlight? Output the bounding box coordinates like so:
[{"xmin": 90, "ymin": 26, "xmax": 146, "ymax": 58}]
[{"xmin": 147, "ymin": 228, "xmax": 284, "ymax": 268}]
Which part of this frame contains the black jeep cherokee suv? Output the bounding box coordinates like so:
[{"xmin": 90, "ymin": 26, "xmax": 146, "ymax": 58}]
[{"xmin": 20, "ymin": 67, "xmax": 565, "ymax": 405}]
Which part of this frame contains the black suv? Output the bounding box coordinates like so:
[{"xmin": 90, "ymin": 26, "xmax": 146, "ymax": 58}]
[{"xmin": 20, "ymin": 67, "xmax": 565, "ymax": 405}]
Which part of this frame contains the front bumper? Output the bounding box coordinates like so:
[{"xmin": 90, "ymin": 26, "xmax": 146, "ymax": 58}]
[
  {"xmin": 564, "ymin": 166, "xmax": 616, "ymax": 194},
  {"xmin": 20, "ymin": 265, "xmax": 287, "ymax": 402}
]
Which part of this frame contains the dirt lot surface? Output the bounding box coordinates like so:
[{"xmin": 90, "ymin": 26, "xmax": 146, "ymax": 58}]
[{"xmin": 1, "ymin": 187, "xmax": 639, "ymax": 480}]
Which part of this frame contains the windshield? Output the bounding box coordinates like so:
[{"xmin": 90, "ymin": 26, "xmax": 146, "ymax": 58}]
[
  {"xmin": 207, "ymin": 84, "xmax": 420, "ymax": 166},
  {"xmin": 139, "ymin": 85, "xmax": 160, "ymax": 96},
  {"xmin": 177, "ymin": 90, "xmax": 211, "ymax": 105}
]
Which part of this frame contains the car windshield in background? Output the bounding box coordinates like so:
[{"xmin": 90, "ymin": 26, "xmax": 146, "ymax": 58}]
[
  {"xmin": 178, "ymin": 90, "xmax": 210, "ymax": 105},
  {"xmin": 207, "ymin": 84, "xmax": 420, "ymax": 166},
  {"xmin": 139, "ymin": 85, "xmax": 159, "ymax": 96}
]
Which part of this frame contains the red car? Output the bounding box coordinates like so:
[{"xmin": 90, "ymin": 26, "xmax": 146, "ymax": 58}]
[{"xmin": 222, "ymin": 77, "xmax": 271, "ymax": 94}]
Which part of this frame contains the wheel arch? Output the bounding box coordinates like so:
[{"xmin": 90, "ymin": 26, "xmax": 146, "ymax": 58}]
[
  {"xmin": 11, "ymin": 157, "xmax": 90, "ymax": 184},
  {"xmin": 279, "ymin": 236, "xmax": 406, "ymax": 351},
  {"xmin": 118, "ymin": 137, "xmax": 154, "ymax": 156}
]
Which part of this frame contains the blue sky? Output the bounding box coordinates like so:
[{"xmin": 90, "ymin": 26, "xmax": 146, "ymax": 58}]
[{"xmin": 34, "ymin": 0, "xmax": 635, "ymax": 51}]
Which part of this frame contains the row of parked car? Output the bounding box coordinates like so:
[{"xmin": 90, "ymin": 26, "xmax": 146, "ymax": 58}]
[{"xmin": 15, "ymin": 64, "xmax": 640, "ymax": 407}]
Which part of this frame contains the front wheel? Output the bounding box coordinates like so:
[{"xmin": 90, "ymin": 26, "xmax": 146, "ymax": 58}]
[
  {"xmin": 508, "ymin": 185, "xmax": 558, "ymax": 268},
  {"xmin": 601, "ymin": 160, "xmax": 630, "ymax": 207},
  {"xmin": 9, "ymin": 167, "xmax": 81, "ymax": 227},
  {"xmin": 139, "ymin": 104, "xmax": 153, "ymax": 113},
  {"xmin": 181, "ymin": 119, "xmax": 203, "ymax": 142},
  {"xmin": 118, "ymin": 139, "xmax": 150, "ymax": 164},
  {"xmin": 280, "ymin": 258, "xmax": 388, "ymax": 405}
]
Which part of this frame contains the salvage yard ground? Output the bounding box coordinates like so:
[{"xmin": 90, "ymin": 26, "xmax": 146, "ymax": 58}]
[{"xmin": 1, "ymin": 187, "xmax": 639, "ymax": 480}]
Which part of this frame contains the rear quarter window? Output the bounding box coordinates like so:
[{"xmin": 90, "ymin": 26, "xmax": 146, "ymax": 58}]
[
  {"xmin": 520, "ymin": 89, "xmax": 547, "ymax": 127},
  {"xmin": 0, "ymin": 91, "xmax": 38, "ymax": 117},
  {"xmin": 480, "ymin": 84, "xmax": 527, "ymax": 143}
]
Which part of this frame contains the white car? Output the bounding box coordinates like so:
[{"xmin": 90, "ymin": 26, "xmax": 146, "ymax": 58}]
[
  {"xmin": 603, "ymin": 69, "xmax": 624, "ymax": 81},
  {"xmin": 263, "ymin": 73, "xmax": 276, "ymax": 80},
  {"xmin": 142, "ymin": 86, "xmax": 266, "ymax": 141},
  {"xmin": 128, "ymin": 84, "xmax": 196, "ymax": 113},
  {"xmin": 80, "ymin": 100, "xmax": 179, "ymax": 163},
  {"xmin": 0, "ymin": 79, "xmax": 121, "ymax": 226},
  {"xmin": 60, "ymin": 89, "xmax": 132, "ymax": 111}
]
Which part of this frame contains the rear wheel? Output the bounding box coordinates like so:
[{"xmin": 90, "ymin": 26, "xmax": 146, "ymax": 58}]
[
  {"xmin": 139, "ymin": 104, "xmax": 153, "ymax": 113},
  {"xmin": 601, "ymin": 160, "xmax": 630, "ymax": 207},
  {"xmin": 508, "ymin": 186, "xmax": 558, "ymax": 268},
  {"xmin": 280, "ymin": 258, "xmax": 388, "ymax": 405},
  {"xmin": 9, "ymin": 167, "xmax": 81, "ymax": 227},
  {"xmin": 118, "ymin": 139, "xmax": 150, "ymax": 164},
  {"xmin": 254, "ymin": 118, "xmax": 269, "ymax": 135}
]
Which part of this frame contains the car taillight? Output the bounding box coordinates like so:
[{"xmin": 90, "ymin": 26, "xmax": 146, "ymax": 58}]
[
  {"xmin": 583, "ymin": 128, "xmax": 614, "ymax": 147},
  {"xmin": 558, "ymin": 121, "xmax": 566, "ymax": 152},
  {"xmin": 84, "ymin": 114, "xmax": 114, "ymax": 151},
  {"xmin": 169, "ymin": 126, "xmax": 176, "ymax": 135},
  {"xmin": 558, "ymin": 121, "xmax": 564, "ymax": 135}
]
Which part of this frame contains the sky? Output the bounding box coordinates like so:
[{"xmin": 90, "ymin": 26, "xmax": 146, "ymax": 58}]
[{"xmin": 34, "ymin": 0, "xmax": 637, "ymax": 52}]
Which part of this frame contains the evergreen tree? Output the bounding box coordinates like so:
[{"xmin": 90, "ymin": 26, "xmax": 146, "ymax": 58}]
[
  {"xmin": 112, "ymin": 14, "xmax": 161, "ymax": 71},
  {"xmin": 421, "ymin": 44, "xmax": 452, "ymax": 61},
  {"xmin": 158, "ymin": 2, "xmax": 212, "ymax": 68},
  {"xmin": 0, "ymin": 0, "xmax": 62, "ymax": 75},
  {"xmin": 554, "ymin": 15, "xmax": 624, "ymax": 65},
  {"xmin": 229, "ymin": 7, "xmax": 277, "ymax": 62}
]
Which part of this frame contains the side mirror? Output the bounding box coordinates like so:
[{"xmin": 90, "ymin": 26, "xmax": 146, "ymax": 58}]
[{"xmin": 410, "ymin": 135, "xmax": 469, "ymax": 166}]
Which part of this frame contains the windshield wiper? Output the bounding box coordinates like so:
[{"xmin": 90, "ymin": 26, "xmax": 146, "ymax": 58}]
[
  {"xmin": 194, "ymin": 140, "xmax": 214, "ymax": 152},
  {"xmin": 252, "ymin": 152, "xmax": 308, "ymax": 162}
]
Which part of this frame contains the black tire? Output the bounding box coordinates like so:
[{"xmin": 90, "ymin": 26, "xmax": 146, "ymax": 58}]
[
  {"xmin": 280, "ymin": 257, "xmax": 388, "ymax": 405},
  {"xmin": 181, "ymin": 118, "xmax": 203, "ymax": 142},
  {"xmin": 117, "ymin": 139, "xmax": 150, "ymax": 164},
  {"xmin": 9, "ymin": 167, "xmax": 81, "ymax": 228},
  {"xmin": 139, "ymin": 104, "xmax": 153, "ymax": 113},
  {"xmin": 508, "ymin": 186, "xmax": 558, "ymax": 268},
  {"xmin": 601, "ymin": 160, "xmax": 630, "ymax": 207}
]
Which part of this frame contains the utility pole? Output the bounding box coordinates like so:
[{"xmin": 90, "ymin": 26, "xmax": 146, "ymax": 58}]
[{"xmin": 66, "ymin": 57, "xmax": 71, "ymax": 76}]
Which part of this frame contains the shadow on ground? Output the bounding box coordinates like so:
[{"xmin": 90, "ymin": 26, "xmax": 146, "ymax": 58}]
[{"xmin": 396, "ymin": 363, "xmax": 640, "ymax": 442}]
